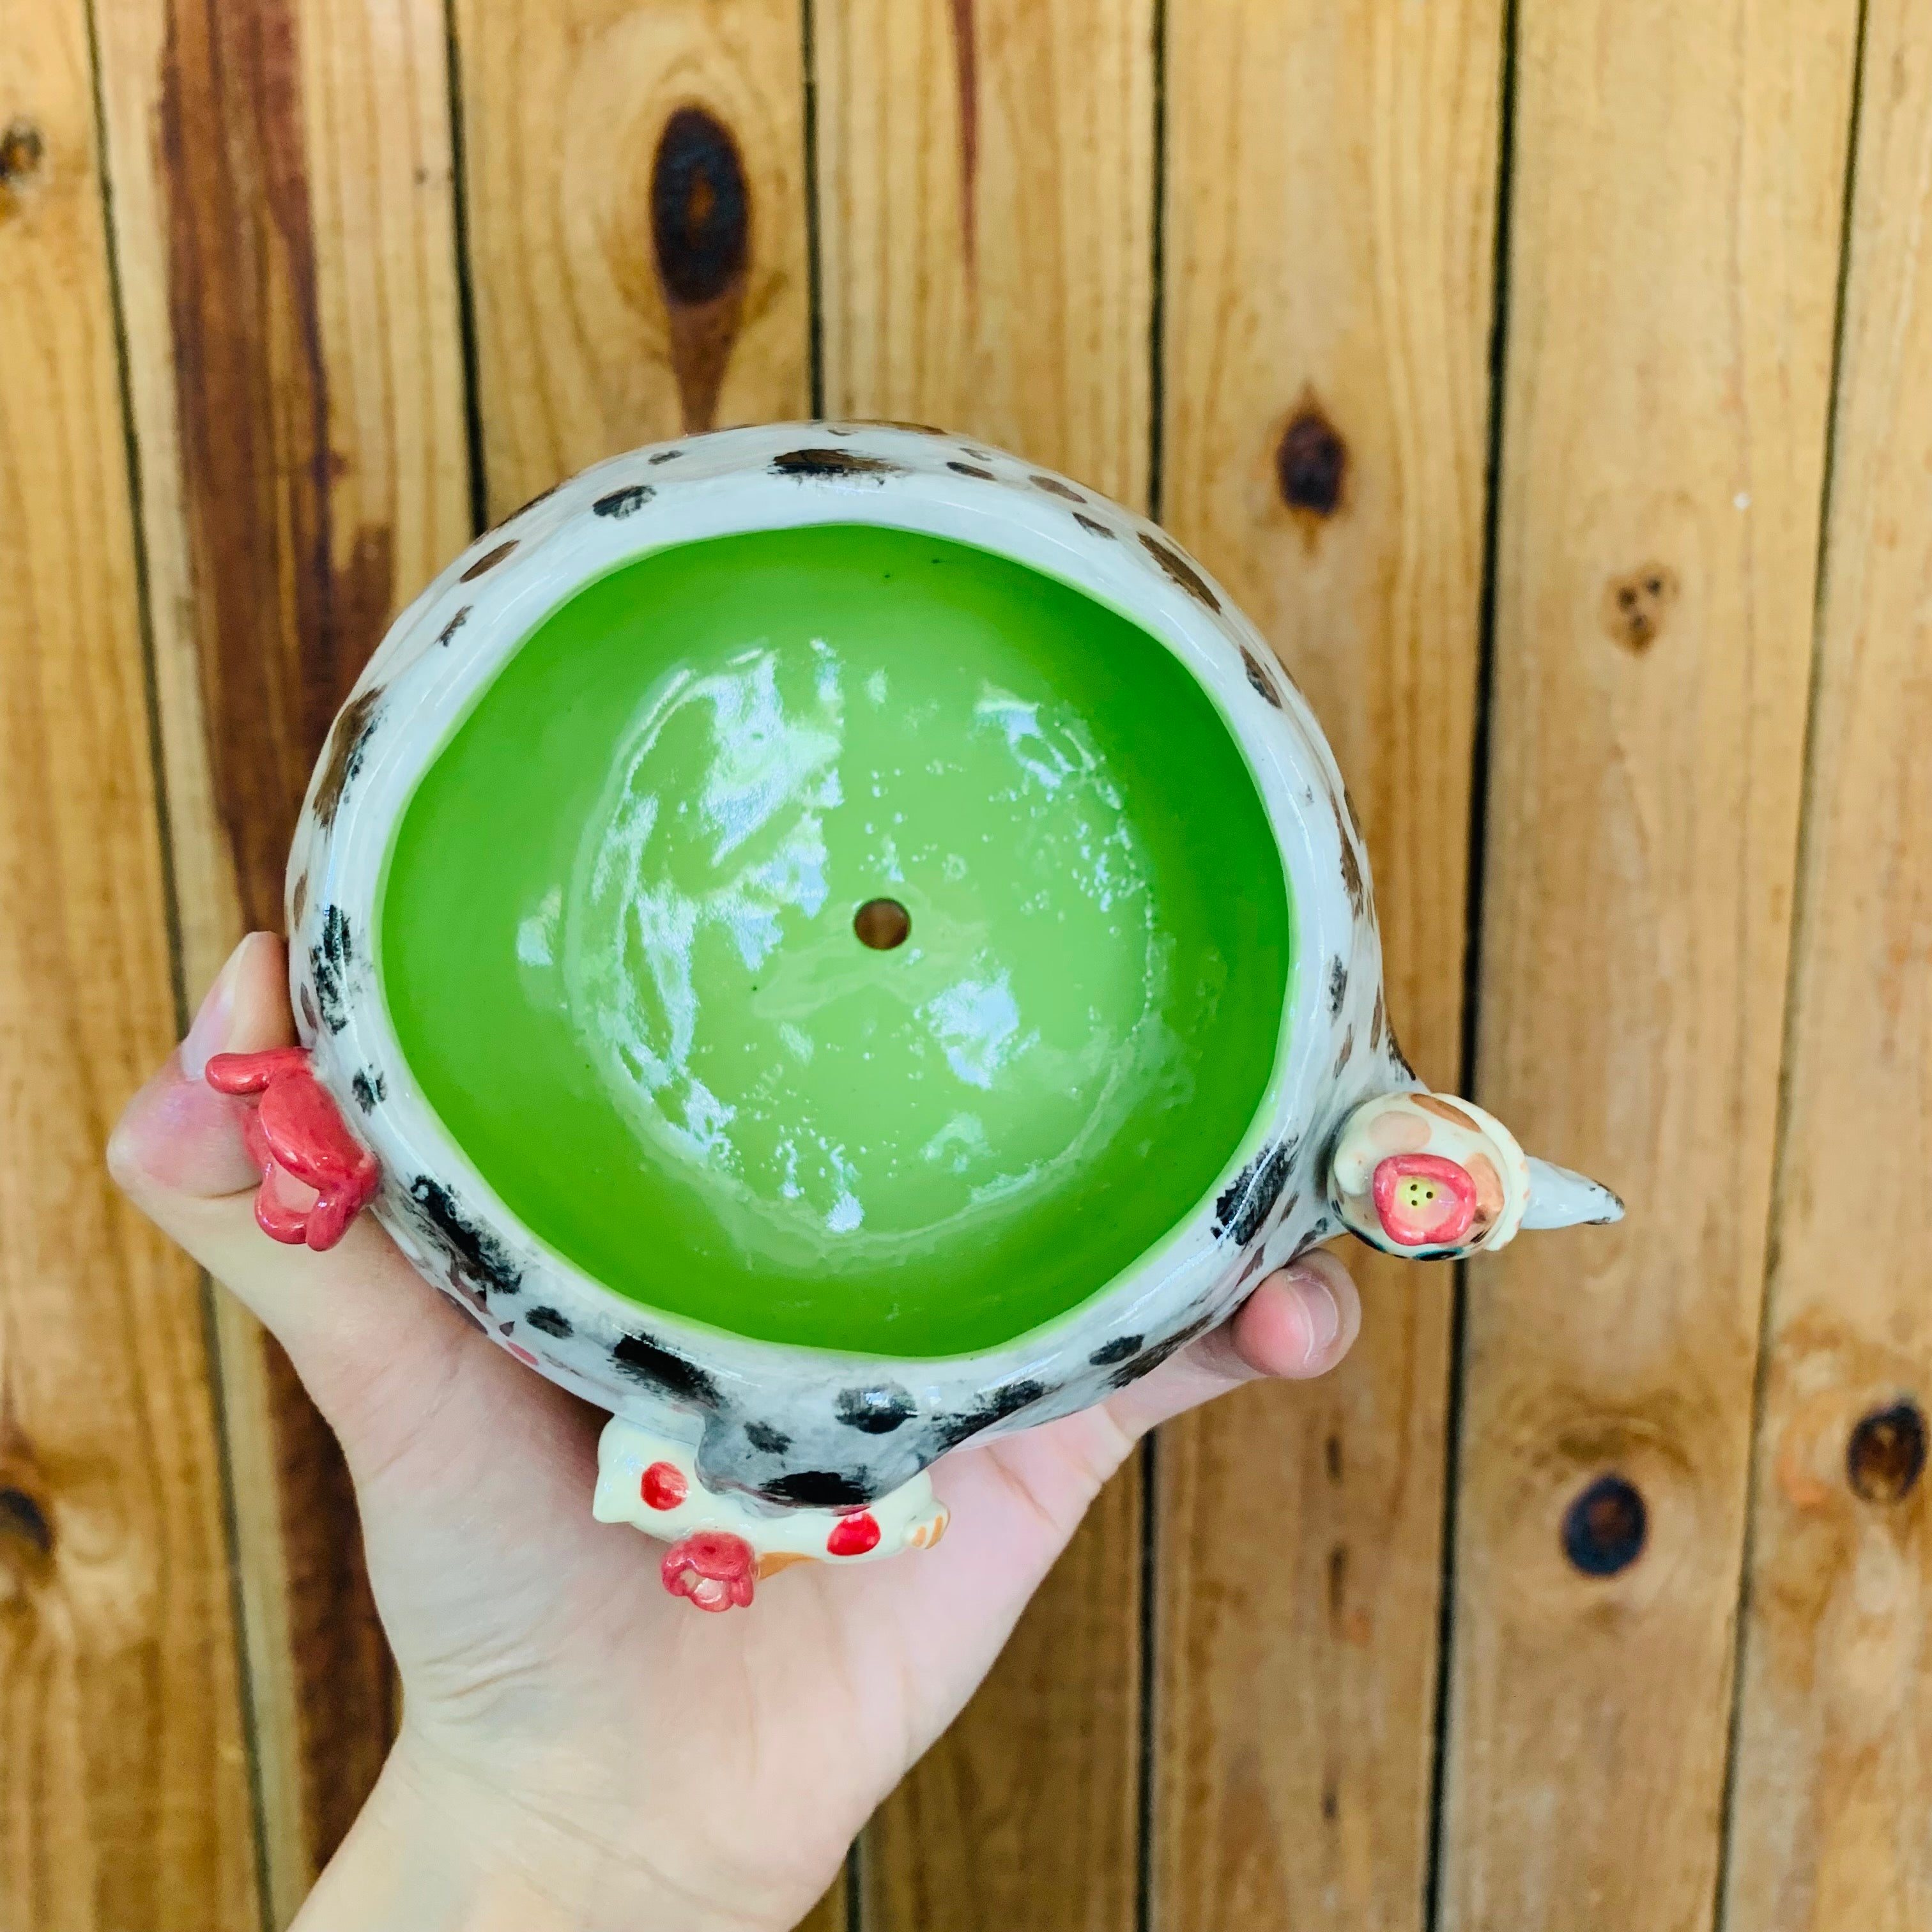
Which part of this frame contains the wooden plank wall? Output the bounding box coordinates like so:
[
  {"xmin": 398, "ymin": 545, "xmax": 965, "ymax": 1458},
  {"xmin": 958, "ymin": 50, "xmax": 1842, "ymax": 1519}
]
[
  {"xmin": 0, "ymin": 2, "xmax": 257, "ymax": 1927},
  {"xmin": 1443, "ymin": 3, "xmax": 1859, "ymax": 1926},
  {"xmin": 4, "ymin": 1, "xmax": 1931, "ymax": 1928},
  {"xmin": 1723, "ymin": 4, "xmax": 1932, "ymax": 1923}
]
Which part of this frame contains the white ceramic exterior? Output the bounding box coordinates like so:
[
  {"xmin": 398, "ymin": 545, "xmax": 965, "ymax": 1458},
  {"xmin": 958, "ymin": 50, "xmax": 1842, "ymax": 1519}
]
[{"xmin": 284, "ymin": 422, "xmax": 1418, "ymax": 1515}]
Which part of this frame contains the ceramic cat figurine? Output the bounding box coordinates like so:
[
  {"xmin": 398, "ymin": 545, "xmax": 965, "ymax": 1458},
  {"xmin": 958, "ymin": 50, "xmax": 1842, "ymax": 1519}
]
[{"xmin": 211, "ymin": 422, "xmax": 1621, "ymax": 1611}]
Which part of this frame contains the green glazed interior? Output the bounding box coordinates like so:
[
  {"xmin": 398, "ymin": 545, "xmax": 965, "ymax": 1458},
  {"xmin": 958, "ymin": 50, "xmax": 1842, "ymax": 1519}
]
[{"xmin": 379, "ymin": 525, "xmax": 1292, "ymax": 1356}]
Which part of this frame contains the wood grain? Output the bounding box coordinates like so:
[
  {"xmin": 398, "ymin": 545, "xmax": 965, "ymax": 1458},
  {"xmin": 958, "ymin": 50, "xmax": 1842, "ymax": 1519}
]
[
  {"xmin": 1153, "ymin": 4, "xmax": 1505, "ymax": 1926},
  {"xmin": 0, "ymin": 2, "xmax": 257, "ymax": 1924},
  {"xmin": 1439, "ymin": 2, "xmax": 1860, "ymax": 1926},
  {"xmin": 453, "ymin": 0, "xmax": 811, "ymax": 519},
  {"xmin": 1721, "ymin": 10, "xmax": 1932, "ymax": 1925},
  {"xmin": 91, "ymin": 0, "xmax": 471, "ymax": 1915},
  {"xmin": 814, "ymin": 6, "xmax": 1154, "ymax": 1926},
  {"xmin": 816, "ymin": 0, "xmax": 1154, "ymax": 503}
]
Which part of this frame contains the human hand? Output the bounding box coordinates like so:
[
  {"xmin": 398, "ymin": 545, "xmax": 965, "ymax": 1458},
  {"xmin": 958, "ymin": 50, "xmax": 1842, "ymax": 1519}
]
[{"xmin": 111, "ymin": 932, "xmax": 1361, "ymax": 1932}]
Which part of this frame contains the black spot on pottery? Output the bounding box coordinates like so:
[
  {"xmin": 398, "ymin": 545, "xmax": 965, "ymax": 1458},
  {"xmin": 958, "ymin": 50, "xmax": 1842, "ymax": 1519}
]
[
  {"xmin": 525, "ymin": 1306, "xmax": 573, "ymax": 1339},
  {"xmin": 350, "ymin": 1068, "xmax": 385, "ymax": 1113},
  {"xmin": 460, "ymin": 539, "xmax": 517, "ymax": 581},
  {"xmin": 1029, "ymin": 474, "xmax": 1084, "ymax": 502},
  {"xmin": 1138, "ymin": 532, "xmax": 1222, "ymax": 612},
  {"xmin": 836, "ymin": 1386, "xmax": 915, "ymax": 1434},
  {"xmin": 931, "ymin": 1379, "xmax": 1047, "ymax": 1451},
  {"xmin": 765, "ymin": 1469, "xmax": 874, "ymax": 1508},
  {"xmin": 1240, "ymin": 646, "xmax": 1283, "ymax": 707},
  {"xmin": 1073, "ymin": 512, "xmax": 1116, "ymax": 539},
  {"xmin": 1108, "ymin": 1314, "xmax": 1216, "ymax": 1390},
  {"xmin": 744, "ymin": 1420, "xmax": 792, "ymax": 1455},
  {"xmin": 1089, "ymin": 1335, "xmax": 1144, "ymax": 1366},
  {"xmin": 770, "ymin": 448, "xmax": 903, "ymax": 482},
  {"xmin": 1327, "ymin": 957, "xmax": 1347, "ymax": 1015},
  {"xmin": 947, "ymin": 460, "xmax": 995, "ymax": 479},
  {"xmin": 312, "ymin": 684, "xmax": 383, "ymax": 830},
  {"xmin": 1215, "ymin": 1139, "xmax": 1295, "ymax": 1245},
  {"xmin": 436, "ymin": 606, "xmax": 470, "ymax": 647},
  {"xmin": 611, "ymin": 1332, "xmax": 719, "ymax": 1407},
  {"xmin": 1335, "ymin": 802, "xmax": 1367, "ymax": 917},
  {"xmin": 594, "ymin": 484, "xmax": 654, "ymax": 519},
  {"xmin": 408, "ymin": 1175, "xmax": 523, "ymax": 1296},
  {"xmin": 648, "ymin": 448, "xmax": 683, "ymax": 464},
  {"xmin": 310, "ymin": 906, "xmax": 353, "ymax": 1033}
]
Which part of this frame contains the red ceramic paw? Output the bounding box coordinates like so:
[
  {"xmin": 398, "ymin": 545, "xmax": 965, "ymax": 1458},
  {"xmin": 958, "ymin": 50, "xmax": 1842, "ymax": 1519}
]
[
  {"xmin": 661, "ymin": 1531, "xmax": 757, "ymax": 1612},
  {"xmin": 206, "ymin": 1048, "xmax": 381, "ymax": 1252},
  {"xmin": 1370, "ymin": 1153, "xmax": 1478, "ymax": 1249}
]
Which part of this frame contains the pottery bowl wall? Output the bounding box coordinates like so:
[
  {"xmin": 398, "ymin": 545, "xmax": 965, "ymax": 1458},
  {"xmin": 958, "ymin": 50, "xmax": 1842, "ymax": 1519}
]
[{"xmin": 285, "ymin": 422, "xmax": 1409, "ymax": 1507}]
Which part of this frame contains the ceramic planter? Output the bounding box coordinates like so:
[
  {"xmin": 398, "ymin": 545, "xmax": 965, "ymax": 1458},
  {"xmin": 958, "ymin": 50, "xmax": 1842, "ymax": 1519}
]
[{"xmin": 211, "ymin": 422, "xmax": 1621, "ymax": 1612}]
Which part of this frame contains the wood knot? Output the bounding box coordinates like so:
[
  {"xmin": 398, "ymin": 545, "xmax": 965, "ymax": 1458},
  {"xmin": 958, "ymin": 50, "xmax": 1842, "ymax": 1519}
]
[
  {"xmin": 1561, "ymin": 1472, "xmax": 1646, "ymax": 1575},
  {"xmin": 651, "ymin": 105, "xmax": 748, "ymax": 307},
  {"xmin": 1276, "ymin": 404, "xmax": 1348, "ymax": 518},
  {"xmin": 650, "ymin": 105, "xmax": 750, "ymax": 435},
  {"xmin": 0, "ymin": 119, "xmax": 46, "ymax": 218},
  {"xmin": 1603, "ymin": 564, "xmax": 1678, "ymax": 650},
  {"xmin": 0, "ymin": 1468, "xmax": 54, "ymax": 1607},
  {"xmin": 0, "ymin": 1486, "xmax": 52, "ymax": 1557},
  {"xmin": 0, "ymin": 119, "xmax": 45, "ymax": 187},
  {"xmin": 1846, "ymin": 1399, "xmax": 1926, "ymax": 1505}
]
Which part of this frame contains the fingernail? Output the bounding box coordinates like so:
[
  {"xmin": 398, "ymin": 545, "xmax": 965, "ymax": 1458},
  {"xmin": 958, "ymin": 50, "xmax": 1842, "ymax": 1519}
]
[
  {"xmin": 180, "ymin": 935, "xmax": 251, "ymax": 1082},
  {"xmin": 1294, "ymin": 1275, "xmax": 1342, "ymax": 1367}
]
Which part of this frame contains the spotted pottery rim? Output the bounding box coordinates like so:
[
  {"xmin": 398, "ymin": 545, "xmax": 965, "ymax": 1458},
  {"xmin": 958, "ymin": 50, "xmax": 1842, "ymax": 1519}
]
[{"xmin": 283, "ymin": 421, "xmax": 1404, "ymax": 1510}]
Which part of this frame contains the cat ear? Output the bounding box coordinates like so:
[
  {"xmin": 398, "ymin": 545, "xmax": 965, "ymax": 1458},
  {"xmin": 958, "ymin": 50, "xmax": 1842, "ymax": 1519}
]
[{"xmin": 1521, "ymin": 1157, "xmax": 1625, "ymax": 1230}]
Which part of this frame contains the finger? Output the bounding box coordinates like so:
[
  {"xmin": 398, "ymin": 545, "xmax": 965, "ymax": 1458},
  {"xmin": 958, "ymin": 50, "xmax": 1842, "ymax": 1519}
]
[
  {"xmin": 107, "ymin": 931, "xmax": 497, "ymax": 1465},
  {"xmin": 1224, "ymin": 1245, "xmax": 1359, "ymax": 1381},
  {"xmin": 1101, "ymin": 1247, "xmax": 1361, "ymax": 1441}
]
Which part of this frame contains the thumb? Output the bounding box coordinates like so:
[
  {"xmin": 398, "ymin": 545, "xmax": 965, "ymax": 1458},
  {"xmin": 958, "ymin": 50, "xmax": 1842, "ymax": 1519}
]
[{"xmin": 107, "ymin": 931, "xmax": 475, "ymax": 1464}]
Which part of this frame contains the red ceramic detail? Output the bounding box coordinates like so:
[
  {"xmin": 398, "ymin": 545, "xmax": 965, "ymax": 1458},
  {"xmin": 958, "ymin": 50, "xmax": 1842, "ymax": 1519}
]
[
  {"xmin": 506, "ymin": 1342, "xmax": 539, "ymax": 1367},
  {"xmin": 825, "ymin": 1510, "xmax": 882, "ymax": 1558},
  {"xmin": 206, "ymin": 1048, "xmax": 381, "ymax": 1251},
  {"xmin": 1371, "ymin": 1153, "xmax": 1477, "ymax": 1248},
  {"xmin": 640, "ymin": 1462, "xmax": 688, "ymax": 1511},
  {"xmin": 661, "ymin": 1530, "xmax": 756, "ymax": 1611}
]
